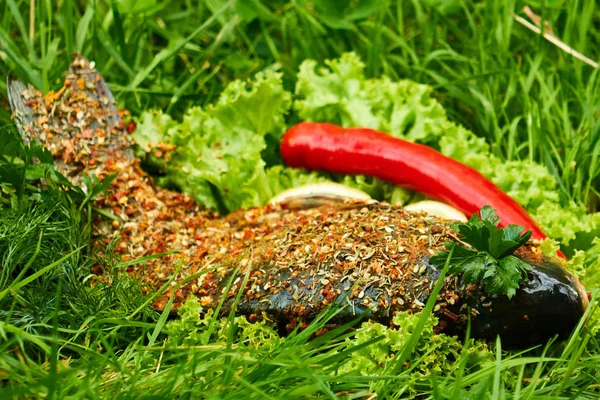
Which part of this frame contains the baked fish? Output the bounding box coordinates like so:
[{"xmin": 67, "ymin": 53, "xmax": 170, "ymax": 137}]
[{"xmin": 7, "ymin": 56, "xmax": 589, "ymax": 347}]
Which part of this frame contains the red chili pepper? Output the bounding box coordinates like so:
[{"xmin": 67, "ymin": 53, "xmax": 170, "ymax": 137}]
[{"xmin": 281, "ymin": 122, "xmax": 563, "ymax": 257}]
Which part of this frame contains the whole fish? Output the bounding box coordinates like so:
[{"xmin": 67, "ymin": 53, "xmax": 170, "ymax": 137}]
[{"xmin": 7, "ymin": 56, "xmax": 589, "ymax": 347}]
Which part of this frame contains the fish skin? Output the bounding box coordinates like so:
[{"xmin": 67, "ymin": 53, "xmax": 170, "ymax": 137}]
[{"xmin": 7, "ymin": 56, "xmax": 588, "ymax": 347}]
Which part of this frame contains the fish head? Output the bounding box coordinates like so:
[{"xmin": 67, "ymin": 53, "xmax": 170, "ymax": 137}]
[{"xmin": 466, "ymin": 258, "xmax": 589, "ymax": 348}]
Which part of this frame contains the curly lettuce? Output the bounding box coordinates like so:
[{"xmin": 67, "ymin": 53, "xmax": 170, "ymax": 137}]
[
  {"xmin": 337, "ymin": 311, "xmax": 492, "ymax": 394},
  {"xmin": 295, "ymin": 52, "xmax": 450, "ymax": 144},
  {"xmin": 166, "ymin": 296, "xmax": 280, "ymax": 349},
  {"xmin": 133, "ymin": 71, "xmax": 324, "ymax": 212}
]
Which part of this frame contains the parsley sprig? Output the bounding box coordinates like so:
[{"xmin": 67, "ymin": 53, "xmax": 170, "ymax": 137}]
[{"xmin": 430, "ymin": 206, "xmax": 533, "ymax": 299}]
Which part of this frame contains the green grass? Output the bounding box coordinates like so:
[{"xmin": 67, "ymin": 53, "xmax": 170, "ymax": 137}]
[{"xmin": 1, "ymin": 0, "xmax": 600, "ymax": 398}]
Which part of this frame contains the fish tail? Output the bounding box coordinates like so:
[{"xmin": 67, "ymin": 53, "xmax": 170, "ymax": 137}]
[{"xmin": 7, "ymin": 54, "xmax": 134, "ymax": 186}]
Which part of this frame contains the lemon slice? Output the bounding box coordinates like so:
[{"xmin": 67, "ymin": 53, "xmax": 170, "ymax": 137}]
[
  {"xmin": 404, "ymin": 200, "xmax": 468, "ymax": 222},
  {"xmin": 270, "ymin": 182, "xmax": 372, "ymax": 209}
]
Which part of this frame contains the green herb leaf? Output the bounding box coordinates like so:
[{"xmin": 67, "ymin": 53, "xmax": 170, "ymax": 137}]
[
  {"xmin": 431, "ymin": 206, "xmax": 533, "ymax": 298},
  {"xmin": 482, "ymin": 256, "xmax": 533, "ymax": 298}
]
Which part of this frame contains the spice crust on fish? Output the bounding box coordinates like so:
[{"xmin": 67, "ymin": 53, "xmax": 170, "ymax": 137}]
[{"xmin": 8, "ymin": 55, "xmax": 588, "ymax": 347}]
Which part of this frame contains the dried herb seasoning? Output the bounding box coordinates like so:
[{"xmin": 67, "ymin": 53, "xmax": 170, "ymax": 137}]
[{"xmin": 8, "ymin": 56, "xmax": 589, "ymax": 347}]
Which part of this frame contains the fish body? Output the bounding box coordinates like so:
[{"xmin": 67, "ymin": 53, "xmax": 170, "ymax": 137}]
[{"xmin": 7, "ymin": 56, "xmax": 588, "ymax": 347}]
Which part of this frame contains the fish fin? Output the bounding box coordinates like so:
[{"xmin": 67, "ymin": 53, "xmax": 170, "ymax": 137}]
[
  {"xmin": 7, "ymin": 74, "xmax": 37, "ymax": 146},
  {"xmin": 7, "ymin": 54, "xmax": 134, "ymax": 185}
]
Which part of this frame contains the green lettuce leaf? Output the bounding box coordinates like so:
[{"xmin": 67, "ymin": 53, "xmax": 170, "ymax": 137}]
[
  {"xmin": 295, "ymin": 52, "xmax": 450, "ymax": 144},
  {"xmin": 133, "ymin": 71, "xmax": 327, "ymax": 212},
  {"xmin": 337, "ymin": 311, "xmax": 493, "ymax": 395},
  {"xmin": 581, "ymin": 238, "xmax": 600, "ymax": 288},
  {"xmin": 166, "ymin": 296, "xmax": 280, "ymax": 349}
]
